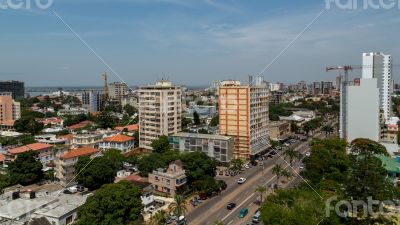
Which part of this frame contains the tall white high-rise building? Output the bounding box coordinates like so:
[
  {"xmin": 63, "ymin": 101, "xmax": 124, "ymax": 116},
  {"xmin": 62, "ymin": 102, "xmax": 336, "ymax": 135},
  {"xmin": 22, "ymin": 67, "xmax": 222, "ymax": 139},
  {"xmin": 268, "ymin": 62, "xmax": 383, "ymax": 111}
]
[
  {"xmin": 346, "ymin": 78, "xmax": 380, "ymax": 143},
  {"xmin": 138, "ymin": 81, "xmax": 182, "ymax": 150},
  {"xmin": 362, "ymin": 52, "xmax": 393, "ymax": 120}
]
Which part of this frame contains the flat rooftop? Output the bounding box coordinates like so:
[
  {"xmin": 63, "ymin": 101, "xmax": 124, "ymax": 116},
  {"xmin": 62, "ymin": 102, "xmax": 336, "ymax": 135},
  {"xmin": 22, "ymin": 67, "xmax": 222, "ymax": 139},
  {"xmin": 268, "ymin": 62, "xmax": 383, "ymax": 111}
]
[
  {"xmin": 171, "ymin": 132, "xmax": 232, "ymax": 141},
  {"xmin": 0, "ymin": 197, "xmax": 57, "ymax": 220}
]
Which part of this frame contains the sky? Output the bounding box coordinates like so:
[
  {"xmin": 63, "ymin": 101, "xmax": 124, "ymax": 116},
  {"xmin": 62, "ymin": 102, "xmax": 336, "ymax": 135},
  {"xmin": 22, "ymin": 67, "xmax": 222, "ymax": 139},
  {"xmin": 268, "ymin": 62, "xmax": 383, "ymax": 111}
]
[{"xmin": 1, "ymin": 0, "xmax": 400, "ymax": 87}]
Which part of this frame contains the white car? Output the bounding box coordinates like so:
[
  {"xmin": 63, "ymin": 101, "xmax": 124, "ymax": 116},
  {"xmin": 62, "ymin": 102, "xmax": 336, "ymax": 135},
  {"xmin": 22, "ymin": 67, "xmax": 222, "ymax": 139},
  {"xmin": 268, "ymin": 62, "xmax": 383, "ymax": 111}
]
[
  {"xmin": 238, "ymin": 178, "xmax": 247, "ymax": 184},
  {"xmin": 244, "ymin": 164, "xmax": 250, "ymax": 169},
  {"xmin": 305, "ymin": 152, "xmax": 311, "ymax": 157}
]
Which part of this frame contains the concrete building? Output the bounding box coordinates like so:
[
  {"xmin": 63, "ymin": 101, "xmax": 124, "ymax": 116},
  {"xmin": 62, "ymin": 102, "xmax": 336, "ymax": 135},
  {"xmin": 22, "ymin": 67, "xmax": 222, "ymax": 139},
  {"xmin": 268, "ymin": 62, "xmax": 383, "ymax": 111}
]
[
  {"xmin": 138, "ymin": 81, "xmax": 182, "ymax": 150},
  {"xmin": 219, "ymin": 78, "xmax": 269, "ymax": 160},
  {"xmin": 269, "ymin": 121, "xmax": 292, "ymax": 141},
  {"xmin": 0, "ymin": 93, "xmax": 21, "ymax": 125},
  {"xmin": 363, "ymin": 52, "xmax": 393, "ymax": 120},
  {"xmin": 72, "ymin": 133, "xmax": 103, "ymax": 148},
  {"xmin": 321, "ymin": 81, "xmax": 333, "ymax": 95},
  {"xmin": 57, "ymin": 106, "xmax": 88, "ymax": 116},
  {"xmin": 148, "ymin": 160, "xmax": 187, "ymax": 196},
  {"xmin": 0, "ymin": 80, "xmax": 24, "ymax": 99},
  {"xmin": 82, "ymin": 90, "xmax": 104, "ymax": 113},
  {"xmin": 8, "ymin": 143, "xmax": 54, "ymax": 167},
  {"xmin": 99, "ymin": 134, "xmax": 135, "ymax": 152},
  {"xmin": 346, "ymin": 78, "xmax": 380, "ymax": 143},
  {"xmin": 55, "ymin": 147, "xmax": 99, "ymax": 186},
  {"xmin": 186, "ymin": 105, "xmax": 217, "ymax": 118},
  {"xmin": 109, "ymin": 82, "xmax": 128, "ymax": 102},
  {"xmin": 169, "ymin": 133, "xmax": 234, "ymax": 163},
  {"xmin": 270, "ymin": 91, "xmax": 283, "ymax": 105}
]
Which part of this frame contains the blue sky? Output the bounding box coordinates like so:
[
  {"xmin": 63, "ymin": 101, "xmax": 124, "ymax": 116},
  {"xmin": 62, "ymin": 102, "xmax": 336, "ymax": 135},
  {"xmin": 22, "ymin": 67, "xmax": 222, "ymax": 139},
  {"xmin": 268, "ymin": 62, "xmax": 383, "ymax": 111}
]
[{"xmin": 1, "ymin": 0, "xmax": 400, "ymax": 87}]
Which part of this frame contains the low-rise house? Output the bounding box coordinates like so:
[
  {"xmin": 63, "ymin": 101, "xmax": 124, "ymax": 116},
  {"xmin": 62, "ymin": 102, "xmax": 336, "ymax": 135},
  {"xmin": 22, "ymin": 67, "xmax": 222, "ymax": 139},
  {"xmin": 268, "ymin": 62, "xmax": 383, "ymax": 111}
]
[
  {"xmin": 169, "ymin": 133, "xmax": 234, "ymax": 163},
  {"xmin": 99, "ymin": 134, "xmax": 135, "ymax": 152},
  {"xmin": 114, "ymin": 124, "xmax": 139, "ymax": 133},
  {"xmin": 35, "ymin": 134, "xmax": 66, "ymax": 145},
  {"xmin": 67, "ymin": 121, "xmax": 93, "ymax": 131},
  {"xmin": 37, "ymin": 117, "xmax": 62, "ymax": 127},
  {"xmin": 148, "ymin": 160, "xmax": 187, "ymax": 196},
  {"xmin": 8, "ymin": 143, "xmax": 54, "ymax": 166},
  {"xmin": 55, "ymin": 147, "xmax": 99, "ymax": 186},
  {"xmin": 269, "ymin": 121, "xmax": 292, "ymax": 141},
  {"xmin": 72, "ymin": 133, "xmax": 102, "ymax": 148}
]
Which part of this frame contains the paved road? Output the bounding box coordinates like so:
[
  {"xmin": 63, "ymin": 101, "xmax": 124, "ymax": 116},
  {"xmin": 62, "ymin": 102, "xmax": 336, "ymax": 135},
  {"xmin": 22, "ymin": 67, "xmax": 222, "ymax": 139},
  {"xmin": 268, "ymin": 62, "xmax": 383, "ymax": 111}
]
[{"xmin": 186, "ymin": 131, "xmax": 325, "ymax": 225}]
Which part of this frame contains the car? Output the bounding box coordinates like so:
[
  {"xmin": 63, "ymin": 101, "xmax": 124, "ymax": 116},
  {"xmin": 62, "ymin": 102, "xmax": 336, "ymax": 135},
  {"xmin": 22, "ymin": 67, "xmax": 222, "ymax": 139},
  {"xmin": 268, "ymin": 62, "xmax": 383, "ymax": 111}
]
[
  {"xmin": 227, "ymin": 203, "xmax": 237, "ymax": 210},
  {"xmin": 238, "ymin": 178, "xmax": 247, "ymax": 184},
  {"xmin": 219, "ymin": 171, "xmax": 224, "ymax": 175},
  {"xmin": 244, "ymin": 164, "xmax": 250, "ymax": 169},
  {"xmin": 299, "ymin": 164, "xmax": 305, "ymax": 170},
  {"xmin": 259, "ymin": 162, "xmax": 264, "ymax": 167},
  {"xmin": 239, "ymin": 208, "xmax": 249, "ymax": 218},
  {"xmin": 225, "ymin": 172, "xmax": 230, "ymax": 176},
  {"xmin": 252, "ymin": 210, "xmax": 261, "ymax": 223},
  {"xmin": 305, "ymin": 152, "xmax": 311, "ymax": 157},
  {"xmin": 276, "ymin": 146, "xmax": 282, "ymax": 150}
]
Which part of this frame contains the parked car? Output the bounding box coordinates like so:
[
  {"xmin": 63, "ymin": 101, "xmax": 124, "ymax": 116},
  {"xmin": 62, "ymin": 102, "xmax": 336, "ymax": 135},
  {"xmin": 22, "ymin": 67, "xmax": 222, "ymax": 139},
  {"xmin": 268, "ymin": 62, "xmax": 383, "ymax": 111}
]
[
  {"xmin": 227, "ymin": 203, "xmax": 237, "ymax": 210},
  {"xmin": 239, "ymin": 208, "xmax": 249, "ymax": 218},
  {"xmin": 238, "ymin": 178, "xmax": 247, "ymax": 184},
  {"xmin": 259, "ymin": 162, "xmax": 264, "ymax": 167},
  {"xmin": 305, "ymin": 152, "xmax": 311, "ymax": 157},
  {"xmin": 219, "ymin": 171, "xmax": 224, "ymax": 175},
  {"xmin": 252, "ymin": 211, "xmax": 261, "ymax": 223}
]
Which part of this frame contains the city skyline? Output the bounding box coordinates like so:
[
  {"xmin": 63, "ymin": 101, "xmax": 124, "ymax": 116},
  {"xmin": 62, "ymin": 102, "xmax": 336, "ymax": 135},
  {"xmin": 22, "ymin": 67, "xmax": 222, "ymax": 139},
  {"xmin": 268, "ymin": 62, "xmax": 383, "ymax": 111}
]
[{"xmin": 1, "ymin": 0, "xmax": 400, "ymax": 86}]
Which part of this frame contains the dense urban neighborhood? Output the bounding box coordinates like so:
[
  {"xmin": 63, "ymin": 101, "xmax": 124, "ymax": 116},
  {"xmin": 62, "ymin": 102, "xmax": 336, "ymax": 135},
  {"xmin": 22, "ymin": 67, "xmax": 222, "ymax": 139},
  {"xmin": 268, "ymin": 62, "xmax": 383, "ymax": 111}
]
[{"xmin": 2, "ymin": 1, "xmax": 400, "ymax": 225}]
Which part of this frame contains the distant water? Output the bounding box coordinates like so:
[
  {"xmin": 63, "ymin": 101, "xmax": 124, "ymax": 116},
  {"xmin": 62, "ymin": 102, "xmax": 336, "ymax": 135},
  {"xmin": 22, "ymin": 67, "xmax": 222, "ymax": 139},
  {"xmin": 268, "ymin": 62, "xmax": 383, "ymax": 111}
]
[{"xmin": 27, "ymin": 85, "xmax": 207, "ymax": 97}]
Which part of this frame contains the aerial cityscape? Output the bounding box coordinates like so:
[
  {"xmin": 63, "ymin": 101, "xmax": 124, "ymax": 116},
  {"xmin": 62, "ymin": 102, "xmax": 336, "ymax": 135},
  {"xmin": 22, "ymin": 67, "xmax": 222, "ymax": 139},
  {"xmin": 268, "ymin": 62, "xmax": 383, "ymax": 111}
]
[{"xmin": 1, "ymin": 1, "xmax": 400, "ymax": 225}]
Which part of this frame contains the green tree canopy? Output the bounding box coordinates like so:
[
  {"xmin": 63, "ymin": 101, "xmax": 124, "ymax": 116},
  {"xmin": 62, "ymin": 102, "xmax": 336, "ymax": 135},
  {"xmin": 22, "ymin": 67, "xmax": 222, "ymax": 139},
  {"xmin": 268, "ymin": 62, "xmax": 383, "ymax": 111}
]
[
  {"xmin": 123, "ymin": 104, "xmax": 137, "ymax": 116},
  {"xmin": 8, "ymin": 151, "xmax": 44, "ymax": 185},
  {"xmin": 151, "ymin": 135, "xmax": 170, "ymax": 153},
  {"xmin": 193, "ymin": 111, "xmax": 201, "ymax": 125},
  {"xmin": 75, "ymin": 156, "xmax": 118, "ymax": 190},
  {"xmin": 209, "ymin": 115, "xmax": 219, "ymax": 127},
  {"xmin": 76, "ymin": 181, "xmax": 143, "ymax": 225},
  {"xmin": 14, "ymin": 117, "xmax": 44, "ymax": 134}
]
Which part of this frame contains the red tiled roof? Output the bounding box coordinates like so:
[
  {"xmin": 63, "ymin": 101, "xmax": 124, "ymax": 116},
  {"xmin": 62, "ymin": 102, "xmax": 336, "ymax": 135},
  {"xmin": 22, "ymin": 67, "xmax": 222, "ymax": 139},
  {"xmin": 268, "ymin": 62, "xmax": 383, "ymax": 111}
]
[
  {"xmin": 61, "ymin": 134, "xmax": 74, "ymax": 140},
  {"xmin": 67, "ymin": 120, "xmax": 93, "ymax": 130},
  {"xmin": 114, "ymin": 124, "xmax": 139, "ymax": 132},
  {"xmin": 124, "ymin": 174, "xmax": 144, "ymax": 182},
  {"xmin": 8, "ymin": 143, "xmax": 53, "ymax": 155},
  {"xmin": 103, "ymin": 134, "xmax": 134, "ymax": 143},
  {"xmin": 61, "ymin": 147, "xmax": 99, "ymax": 159},
  {"xmin": 0, "ymin": 154, "xmax": 4, "ymax": 162}
]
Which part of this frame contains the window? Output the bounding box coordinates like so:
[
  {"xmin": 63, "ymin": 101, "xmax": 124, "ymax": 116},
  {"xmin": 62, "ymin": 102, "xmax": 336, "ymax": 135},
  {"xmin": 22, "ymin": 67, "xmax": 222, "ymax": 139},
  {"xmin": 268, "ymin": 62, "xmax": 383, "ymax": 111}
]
[{"xmin": 66, "ymin": 215, "xmax": 73, "ymax": 224}]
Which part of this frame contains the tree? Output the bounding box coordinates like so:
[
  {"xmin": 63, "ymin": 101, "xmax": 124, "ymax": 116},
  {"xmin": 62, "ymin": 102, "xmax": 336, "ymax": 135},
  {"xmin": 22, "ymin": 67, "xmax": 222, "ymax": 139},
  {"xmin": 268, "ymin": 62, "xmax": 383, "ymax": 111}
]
[
  {"xmin": 8, "ymin": 151, "xmax": 44, "ymax": 185},
  {"xmin": 0, "ymin": 175, "xmax": 10, "ymax": 194},
  {"xmin": 75, "ymin": 156, "xmax": 117, "ymax": 190},
  {"xmin": 14, "ymin": 117, "xmax": 44, "ymax": 134},
  {"xmin": 193, "ymin": 111, "xmax": 201, "ymax": 125},
  {"xmin": 168, "ymin": 195, "xmax": 187, "ymax": 218},
  {"xmin": 212, "ymin": 220, "xmax": 224, "ymax": 225},
  {"xmin": 255, "ymin": 185, "xmax": 267, "ymax": 203},
  {"xmin": 291, "ymin": 121, "xmax": 300, "ymax": 134},
  {"xmin": 76, "ymin": 181, "xmax": 143, "ymax": 225},
  {"xmin": 123, "ymin": 104, "xmax": 137, "ymax": 116},
  {"xmin": 96, "ymin": 111, "xmax": 116, "ymax": 129},
  {"xmin": 272, "ymin": 164, "xmax": 288, "ymax": 188},
  {"xmin": 151, "ymin": 135, "xmax": 171, "ymax": 153},
  {"xmin": 180, "ymin": 152, "xmax": 217, "ymax": 183},
  {"xmin": 181, "ymin": 117, "xmax": 192, "ymax": 128},
  {"xmin": 229, "ymin": 159, "xmax": 244, "ymax": 172},
  {"xmin": 149, "ymin": 210, "xmax": 168, "ymax": 225},
  {"xmin": 209, "ymin": 115, "xmax": 219, "ymax": 127},
  {"xmin": 198, "ymin": 128, "xmax": 209, "ymax": 134},
  {"xmin": 322, "ymin": 125, "xmax": 334, "ymax": 137},
  {"xmin": 303, "ymin": 138, "xmax": 349, "ymax": 186},
  {"xmin": 283, "ymin": 147, "xmax": 300, "ymax": 167}
]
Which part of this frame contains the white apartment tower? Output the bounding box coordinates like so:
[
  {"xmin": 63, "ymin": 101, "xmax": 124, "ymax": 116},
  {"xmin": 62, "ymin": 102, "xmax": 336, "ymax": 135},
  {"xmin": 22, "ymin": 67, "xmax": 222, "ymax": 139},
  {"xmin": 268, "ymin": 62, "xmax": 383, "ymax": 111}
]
[
  {"xmin": 138, "ymin": 81, "xmax": 182, "ymax": 150},
  {"xmin": 219, "ymin": 76, "xmax": 269, "ymax": 160},
  {"xmin": 362, "ymin": 52, "xmax": 393, "ymax": 120}
]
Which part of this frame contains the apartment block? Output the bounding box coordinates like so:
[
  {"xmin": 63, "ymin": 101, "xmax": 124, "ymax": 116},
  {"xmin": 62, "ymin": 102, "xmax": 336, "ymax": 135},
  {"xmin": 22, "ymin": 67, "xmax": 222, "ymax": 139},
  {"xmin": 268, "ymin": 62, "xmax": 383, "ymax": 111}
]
[
  {"xmin": 219, "ymin": 78, "xmax": 269, "ymax": 160},
  {"xmin": 269, "ymin": 121, "xmax": 292, "ymax": 141},
  {"xmin": 169, "ymin": 133, "xmax": 234, "ymax": 163},
  {"xmin": 363, "ymin": 52, "xmax": 393, "ymax": 120},
  {"xmin": 109, "ymin": 82, "xmax": 128, "ymax": 102},
  {"xmin": 138, "ymin": 81, "xmax": 182, "ymax": 150},
  {"xmin": 0, "ymin": 80, "xmax": 25, "ymax": 99},
  {"xmin": 82, "ymin": 90, "xmax": 104, "ymax": 113},
  {"xmin": 0, "ymin": 93, "xmax": 21, "ymax": 125}
]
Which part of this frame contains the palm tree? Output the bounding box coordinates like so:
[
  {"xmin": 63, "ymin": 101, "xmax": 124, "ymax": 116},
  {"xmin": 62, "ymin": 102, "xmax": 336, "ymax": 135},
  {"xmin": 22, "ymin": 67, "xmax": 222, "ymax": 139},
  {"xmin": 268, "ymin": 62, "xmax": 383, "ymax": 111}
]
[
  {"xmin": 149, "ymin": 210, "xmax": 168, "ymax": 225},
  {"xmin": 283, "ymin": 147, "xmax": 300, "ymax": 167},
  {"xmin": 254, "ymin": 185, "xmax": 267, "ymax": 203},
  {"xmin": 213, "ymin": 220, "xmax": 224, "ymax": 225},
  {"xmin": 272, "ymin": 164, "xmax": 284, "ymax": 188},
  {"xmin": 168, "ymin": 195, "xmax": 187, "ymax": 218}
]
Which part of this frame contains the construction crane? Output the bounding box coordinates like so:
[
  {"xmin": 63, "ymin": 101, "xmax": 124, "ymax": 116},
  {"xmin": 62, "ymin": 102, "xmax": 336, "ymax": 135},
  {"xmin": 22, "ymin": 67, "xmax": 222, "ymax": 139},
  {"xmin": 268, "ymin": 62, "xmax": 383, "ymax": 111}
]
[
  {"xmin": 326, "ymin": 66, "xmax": 353, "ymax": 140},
  {"xmin": 102, "ymin": 73, "xmax": 108, "ymax": 100}
]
